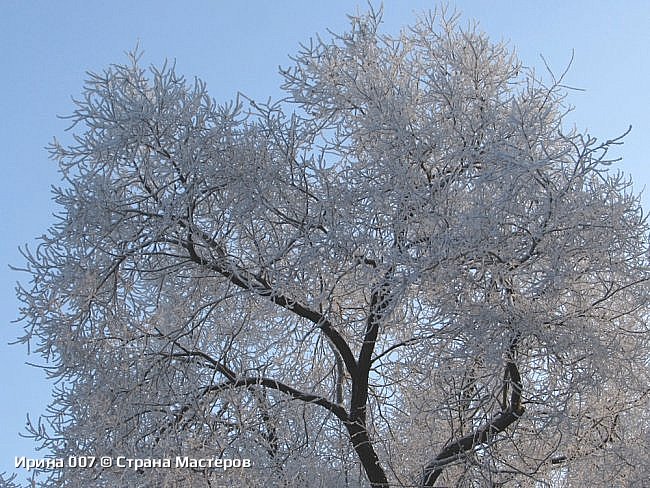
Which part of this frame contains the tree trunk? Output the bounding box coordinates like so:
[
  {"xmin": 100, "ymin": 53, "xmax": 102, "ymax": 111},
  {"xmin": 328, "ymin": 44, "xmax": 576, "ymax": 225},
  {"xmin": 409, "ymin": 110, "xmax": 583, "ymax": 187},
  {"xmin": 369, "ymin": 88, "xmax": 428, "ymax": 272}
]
[{"xmin": 345, "ymin": 420, "xmax": 389, "ymax": 488}]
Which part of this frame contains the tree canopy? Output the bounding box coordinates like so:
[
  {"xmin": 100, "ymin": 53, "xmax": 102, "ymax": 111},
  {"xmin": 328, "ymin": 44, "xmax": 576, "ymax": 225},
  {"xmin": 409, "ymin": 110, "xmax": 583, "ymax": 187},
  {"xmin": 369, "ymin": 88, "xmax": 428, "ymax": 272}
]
[{"xmin": 15, "ymin": 8, "xmax": 650, "ymax": 488}]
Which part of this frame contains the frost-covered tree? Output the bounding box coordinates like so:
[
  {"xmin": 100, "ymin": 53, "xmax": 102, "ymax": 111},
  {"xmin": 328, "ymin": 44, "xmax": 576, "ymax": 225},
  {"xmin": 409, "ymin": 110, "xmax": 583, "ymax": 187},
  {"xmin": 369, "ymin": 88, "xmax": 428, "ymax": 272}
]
[{"xmin": 15, "ymin": 8, "xmax": 650, "ymax": 488}]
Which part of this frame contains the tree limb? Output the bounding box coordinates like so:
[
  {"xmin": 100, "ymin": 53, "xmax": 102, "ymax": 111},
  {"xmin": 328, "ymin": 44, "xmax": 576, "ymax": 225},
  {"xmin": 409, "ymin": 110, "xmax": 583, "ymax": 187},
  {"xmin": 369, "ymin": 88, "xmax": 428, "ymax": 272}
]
[
  {"xmin": 206, "ymin": 376, "xmax": 349, "ymax": 422},
  {"xmin": 421, "ymin": 360, "xmax": 525, "ymax": 487}
]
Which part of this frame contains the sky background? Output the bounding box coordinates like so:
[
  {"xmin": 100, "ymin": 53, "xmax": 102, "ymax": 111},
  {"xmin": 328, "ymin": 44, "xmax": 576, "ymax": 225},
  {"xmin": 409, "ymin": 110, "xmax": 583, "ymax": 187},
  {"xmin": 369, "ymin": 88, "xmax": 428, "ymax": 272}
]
[{"xmin": 1, "ymin": 0, "xmax": 648, "ymax": 483}]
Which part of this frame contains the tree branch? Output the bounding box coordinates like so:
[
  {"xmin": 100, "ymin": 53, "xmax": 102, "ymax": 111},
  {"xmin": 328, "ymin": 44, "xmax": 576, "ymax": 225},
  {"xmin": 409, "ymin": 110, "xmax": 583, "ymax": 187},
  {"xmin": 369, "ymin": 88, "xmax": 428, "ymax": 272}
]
[
  {"xmin": 350, "ymin": 279, "xmax": 390, "ymax": 423},
  {"xmin": 183, "ymin": 233, "xmax": 359, "ymax": 379},
  {"xmin": 206, "ymin": 376, "xmax": 349, "ymax": 422},
  {"xmin": 421, "ymin": 360, "xmax": 525, "ymax": 487}
]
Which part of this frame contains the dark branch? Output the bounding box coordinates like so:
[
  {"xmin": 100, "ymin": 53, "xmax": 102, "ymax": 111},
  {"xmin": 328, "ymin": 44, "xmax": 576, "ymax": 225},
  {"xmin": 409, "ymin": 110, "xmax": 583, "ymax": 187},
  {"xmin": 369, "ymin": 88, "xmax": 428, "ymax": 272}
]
[
  {"xmin": 183, "ymin": 233, "xmax": 358, "ymax": 379},
  {"xmin": 350, "ymin": 277, "xmax": 391, "ymax": 423},
  {"xmin": 206, "ymin": 376, "xmax": 349, "ymax": 422},
  {"xmin": 421, "ymin": 360, "xmax": 524, "ymax": 487}
]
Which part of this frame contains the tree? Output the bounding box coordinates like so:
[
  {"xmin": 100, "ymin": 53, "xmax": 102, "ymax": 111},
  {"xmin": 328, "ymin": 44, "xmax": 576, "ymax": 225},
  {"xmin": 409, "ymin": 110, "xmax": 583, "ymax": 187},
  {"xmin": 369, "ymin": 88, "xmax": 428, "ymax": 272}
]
[{"xmin": 15, "ymin": 7, "xmax": 650, "ymax": 488}]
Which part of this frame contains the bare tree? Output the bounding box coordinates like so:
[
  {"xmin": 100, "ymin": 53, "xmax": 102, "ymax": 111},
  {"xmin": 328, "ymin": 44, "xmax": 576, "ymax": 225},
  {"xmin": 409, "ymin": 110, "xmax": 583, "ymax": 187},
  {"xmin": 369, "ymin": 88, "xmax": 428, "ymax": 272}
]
[{"xmin": 15, "ymin": 7, "xmax": 650, "ymax": 488}]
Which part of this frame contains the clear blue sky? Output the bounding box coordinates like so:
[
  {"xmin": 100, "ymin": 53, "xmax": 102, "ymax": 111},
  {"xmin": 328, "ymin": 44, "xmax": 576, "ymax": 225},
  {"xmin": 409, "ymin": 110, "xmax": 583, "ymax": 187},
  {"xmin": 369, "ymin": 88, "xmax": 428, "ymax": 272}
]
[{"xmin": 1, "ymin": 0, "xmax": 648, "ymax": 482}]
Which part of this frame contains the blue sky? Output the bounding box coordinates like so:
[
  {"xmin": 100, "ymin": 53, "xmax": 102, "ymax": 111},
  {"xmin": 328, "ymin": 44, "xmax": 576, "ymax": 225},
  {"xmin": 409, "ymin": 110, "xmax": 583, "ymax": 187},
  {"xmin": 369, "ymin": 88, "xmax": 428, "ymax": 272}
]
[{"xmin": 1, "ymin": 0, "xmax": 648, "ymax": 482}]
